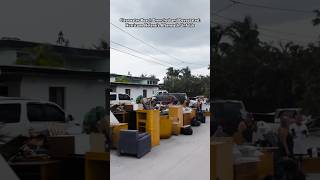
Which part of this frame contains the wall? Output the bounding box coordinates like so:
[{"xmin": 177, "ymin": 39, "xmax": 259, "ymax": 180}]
[
  {"xmin": 20, "ymin": 75, "xmax": 105, "ymax": 124},
  {"xmin": 114, "ymin": 84, "xmax": 159, "ymax": 101}
]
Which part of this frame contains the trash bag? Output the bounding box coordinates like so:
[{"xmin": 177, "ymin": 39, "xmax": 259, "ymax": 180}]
[{"xmin": 181, "ymin": 126, "xmax": 193, "ymax": 135}]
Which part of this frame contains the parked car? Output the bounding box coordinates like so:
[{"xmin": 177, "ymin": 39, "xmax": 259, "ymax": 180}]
[
  {"xmin": 153, "ymin": 94, "xmax": 179, "ymax": 105},
  {"xmin": 154, "ymin": 90, "xmax": 168, "ymax": 96},
  {"xmin": 211, "ymin": 100, "xmax": 248, "ymax": 136},
  {"xmin": 0, "ymin": 97, "xmax": 79, "ymax": 141},
  {"xmin": 167, "ymin": 93, "xmax": 188, "ymax": 104},
  {"xmin": 110, "ymin": 92, "xmax": 133, "ymax": 106}
]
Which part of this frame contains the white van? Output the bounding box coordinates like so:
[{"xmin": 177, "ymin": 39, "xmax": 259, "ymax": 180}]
[
  {"xmin": 110, "ymin": 92, "xmax": 133, "ymax": 106},
  {"xmin": 0, "ymin": 97, "xmax": 80, "ymax": 140}
]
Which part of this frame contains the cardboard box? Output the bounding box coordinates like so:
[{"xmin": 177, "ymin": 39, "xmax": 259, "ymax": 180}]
[{"xmin": 48, "ymin": 134, "xmax": 105, "ymax": 157}]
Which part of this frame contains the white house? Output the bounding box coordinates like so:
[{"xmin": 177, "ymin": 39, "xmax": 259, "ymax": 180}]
[
  {"xmin": 110, "ymin": 74, "xmax": 159, "ymax": 101},
  {"xmin": 0, "ymin": 39, "xmax": 108, "ymax": 123}
]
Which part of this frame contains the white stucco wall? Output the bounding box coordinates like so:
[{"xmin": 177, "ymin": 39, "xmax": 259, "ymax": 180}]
[
  {"xmin": 114, "ymin": 85, "xmax": 159, "ymax": 101},
  {"xmin": 20, "ymin": 76, "xmax": 105, "ymax": 123}
]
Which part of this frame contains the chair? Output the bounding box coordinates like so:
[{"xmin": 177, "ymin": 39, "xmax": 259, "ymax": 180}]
[{"xmin": 118, "ymin": 130, "xmax": 151, "ymax": 158}]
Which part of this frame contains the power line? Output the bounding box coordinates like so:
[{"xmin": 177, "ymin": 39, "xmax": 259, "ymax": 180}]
[
  {"xmin": 213, "ymin": 3, "xmax": 235, "ymax": 13},
  {"xmin": 111, "ymin": 22, "xmax": 206, "ymax": 67},
  {"xmin": 110, "ymin": 47, "xmax": 171, "ymax": 68},
  {"xmin": 230, "ymin": 0, "xmax": 314, "ymax": 14},
  {"xmin": 111, "ymin": 40, "xmax": 183, "ymax": 68}
]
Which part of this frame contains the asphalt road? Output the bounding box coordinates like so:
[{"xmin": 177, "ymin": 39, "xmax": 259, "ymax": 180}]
[{"xmin": 110, "ymin": 117, "xmax": 210, "ymax": 180}]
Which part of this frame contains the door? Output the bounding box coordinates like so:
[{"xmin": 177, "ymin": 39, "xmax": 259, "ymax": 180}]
[{"xmin": 27, "ymin": 102, "xmax": 66, "ymax": 132}]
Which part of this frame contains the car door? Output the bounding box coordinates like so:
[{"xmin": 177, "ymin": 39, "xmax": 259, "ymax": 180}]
[{"xmin": 27, "ymin": 102, "xmax": 66, "ymax": 133}]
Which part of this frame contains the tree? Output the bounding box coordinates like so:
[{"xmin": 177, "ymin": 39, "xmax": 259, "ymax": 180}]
[
  {"xmin": 16, "ymin": 45, "xmax": 64, "ymax": 67},
  {"xmin": 93, "ymin": 39, "xmax": 109, "ymax": 50}
]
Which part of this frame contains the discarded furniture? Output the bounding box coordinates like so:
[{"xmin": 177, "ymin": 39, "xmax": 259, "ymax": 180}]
[
  {"xmin": 118, "ymin": 130, "xmax": 151, "ymax": 158},
  {"xmin": 211, "ymin": 137, "xmax": 234, "ymax": 180},
  {"xmin": 183, "ymin": 113, "xmax": 193, "ymax": 126},
  {"xmin": 171, "ymin": 117, "xmax": 181, "ymax": 135},
  {"xmin": 85, "ymin": 152, "xmax": 109, "ymax": 180},
  {"xmin": 257, "ymin": 148, "xmax": 276, "ymax": 179},
  {"xmin": 169, "ymin": 106, "xmax": 183, "ymax": 135},
  {"xmin": 234, "ymin": 161, "xmax": 258, "ymax": 180},
  {"xmin": 10, "ymin": 160, "xmax": 62, "ymax": 180},
  {"xmin": 113, "ymin": 112, "xmax": 128, "ymax": 123},
  {"xmin": 160, "ymin": 115, "xmax": 172, "ymax": 139},
  {"xmin": 126, "ymin": 110, "xmax": 137, "ymax": 130},
  {"xmin": 110, "ymin": 123, "xmax": 128, "ymax": 148},
  {"xmin": 136, "ymin": 110, "xmax": 160, "ymax": 147},
  {"xmin": 302, "ymin": 157, "xmax": 320, "ymax": 173}
]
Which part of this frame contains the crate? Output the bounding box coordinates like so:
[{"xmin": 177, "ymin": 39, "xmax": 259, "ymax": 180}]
[
  {"xmin": 136, "ymin": 110, "xmax": 160, "ymax": 147},
  {"xmin": 160, "ymin": 115, "xmax": 172, "ymax": 139}
]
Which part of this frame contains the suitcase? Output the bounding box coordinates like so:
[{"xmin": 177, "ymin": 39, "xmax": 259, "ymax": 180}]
[{"xmin": 181, "ymin": 125, "xmax": 193, "ymax": 135}]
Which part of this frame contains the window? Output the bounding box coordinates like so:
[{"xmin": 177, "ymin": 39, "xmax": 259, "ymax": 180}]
[
  {"xmin": 43, "ymin": 104, "xmax": 65, "ymax": 122},
  {"xmin": 0, "ymin": 86, "xmax": 8, "ymax": 97},
  {"xmin": 49, "ymin": 87, "xmax": 65, "ymax": 109},
  {"xmin": 119, "ymin": 94, "xmax": 130, "ymax": 100},
  {"xmin": 125, "ymin": 89, "xmax": 131, "ymax": 96},
  {"xmin": 143, "ymin": 89, "xmax": 147, "ymax": 98},
  {"xmin": 110, "ymin": 94, "xmax": 116, "ymax": 100},
  {"xmin": 0, "ymin": 104, "xmax": 21, "ymax": 123},
  {"xmin": 27, "ymin": 103, "xmax": 44, "ymax": 122},
  {"xmin": 27, "ymin": 103, "xmax": 65, "ymax": 122}
]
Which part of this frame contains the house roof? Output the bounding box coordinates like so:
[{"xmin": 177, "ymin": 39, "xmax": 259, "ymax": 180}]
[
  {"xmin": 110, "ymin": 82, "xmax": 159, "ymax": 87},
  {"xmin": 0, "ymin": 65, "xmax": 108, "ymax": 78},
  {"xmin": 0, "ymin": 39, "xmax": 108, "ymax": 59},
  {"xmin": 110, "ymin": 73, "xmax": 159, "ymax": 81}
]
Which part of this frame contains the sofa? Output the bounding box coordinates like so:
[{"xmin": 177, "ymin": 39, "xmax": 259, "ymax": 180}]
[{"xmin": 118, "ymin": 130, "xmax": 151, "ymax": 158}]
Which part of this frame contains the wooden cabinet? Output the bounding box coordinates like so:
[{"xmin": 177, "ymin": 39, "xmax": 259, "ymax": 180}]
[
  {"xmin": 136, "ymin": 110, "xmax": 160, "ymax": 147},
  {"xmin": 85, "ymin": 152, "xmax": 109, "ymax": 180},
  {"xmin": 160, "ymin": 115, "xmax": 172, "ymax": 139},
  {"xmin": 110, "ymin": 123, "xmax": 128, "ymax": 148}
]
